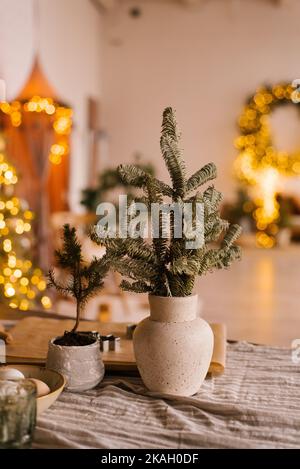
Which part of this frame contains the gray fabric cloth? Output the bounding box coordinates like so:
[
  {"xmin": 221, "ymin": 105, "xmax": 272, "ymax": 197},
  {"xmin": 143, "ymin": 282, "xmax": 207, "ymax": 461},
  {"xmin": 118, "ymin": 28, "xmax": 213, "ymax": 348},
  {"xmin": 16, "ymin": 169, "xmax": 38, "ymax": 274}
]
[{"xmin": 33, "ymin": 342, "xmax": 300, "ymax": 449}]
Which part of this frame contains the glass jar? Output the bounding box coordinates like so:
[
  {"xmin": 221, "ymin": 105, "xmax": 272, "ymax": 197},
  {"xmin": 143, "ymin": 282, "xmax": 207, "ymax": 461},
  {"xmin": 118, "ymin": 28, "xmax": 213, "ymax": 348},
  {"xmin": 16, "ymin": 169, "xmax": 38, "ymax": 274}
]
[{"xmin": 0, "ymin": 379, "xmax": 36, "ymax": 448}]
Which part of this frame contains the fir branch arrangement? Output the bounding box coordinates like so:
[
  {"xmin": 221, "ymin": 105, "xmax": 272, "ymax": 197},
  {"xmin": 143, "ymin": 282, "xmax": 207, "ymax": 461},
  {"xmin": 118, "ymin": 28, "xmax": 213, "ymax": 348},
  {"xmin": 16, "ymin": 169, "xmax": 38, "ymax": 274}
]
[
  {"xmin": 48, "ymin": 224, "xmax": 112, "ymax": 344},
  {"xmin": 91, "ymin": 107, "xmax": 242, "ymax": 297}
]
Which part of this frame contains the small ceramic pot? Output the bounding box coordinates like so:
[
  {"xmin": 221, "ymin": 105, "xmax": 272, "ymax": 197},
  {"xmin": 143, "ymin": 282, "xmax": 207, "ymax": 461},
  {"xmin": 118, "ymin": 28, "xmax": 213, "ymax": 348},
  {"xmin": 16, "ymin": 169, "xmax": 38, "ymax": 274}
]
[
  {"xmin": 133, "ymin": 294, "xmax": 213, "ymax": 396},
  {"xmin": 46, "ymin": 337, "xmax": 104, "ymax": 392}
]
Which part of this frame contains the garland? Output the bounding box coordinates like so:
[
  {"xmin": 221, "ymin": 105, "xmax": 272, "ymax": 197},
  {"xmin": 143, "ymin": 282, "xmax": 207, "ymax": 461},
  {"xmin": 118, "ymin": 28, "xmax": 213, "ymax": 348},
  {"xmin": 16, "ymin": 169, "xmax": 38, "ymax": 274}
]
[{"xmin": 234, "ymin": 82, "xmax": 300, "ymax": 247}]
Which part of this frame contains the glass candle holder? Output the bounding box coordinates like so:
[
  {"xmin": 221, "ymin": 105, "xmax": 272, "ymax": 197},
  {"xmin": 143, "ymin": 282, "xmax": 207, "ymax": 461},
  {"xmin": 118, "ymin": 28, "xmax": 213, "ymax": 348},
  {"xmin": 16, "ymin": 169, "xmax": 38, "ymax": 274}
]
[{"xmin": 0, "ymin": 379, "xmax": 37, "ymax": 448}]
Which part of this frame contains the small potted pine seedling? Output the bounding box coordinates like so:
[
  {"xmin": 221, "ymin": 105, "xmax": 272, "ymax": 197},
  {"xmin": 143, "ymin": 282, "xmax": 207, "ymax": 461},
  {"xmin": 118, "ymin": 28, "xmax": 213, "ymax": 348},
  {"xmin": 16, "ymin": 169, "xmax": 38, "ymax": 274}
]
[{"xmin": 46, "ymin": 224, "xmax": 112, "ymax": 391}]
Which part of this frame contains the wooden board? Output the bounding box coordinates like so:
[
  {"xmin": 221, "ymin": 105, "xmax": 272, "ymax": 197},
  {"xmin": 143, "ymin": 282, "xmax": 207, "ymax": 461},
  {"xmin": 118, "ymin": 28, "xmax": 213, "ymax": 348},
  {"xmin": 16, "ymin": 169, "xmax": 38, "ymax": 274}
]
[{"xmin": 5, "ymin": 317, "xmax": 226, "ymax": 374}]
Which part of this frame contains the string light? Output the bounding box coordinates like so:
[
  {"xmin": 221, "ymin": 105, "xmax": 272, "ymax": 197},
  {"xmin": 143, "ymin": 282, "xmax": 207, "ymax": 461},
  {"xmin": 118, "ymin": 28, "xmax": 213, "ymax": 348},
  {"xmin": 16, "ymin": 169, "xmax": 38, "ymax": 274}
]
[
  {"xmin": 234, "ymin": 82, "xmax": 300, "ymax": 248},
  {"xmin": 0, "ymin": 96, "xmax": 72, "ymax": 165},
  {"xmin": 41, "ymin": 295, "xmax": 52, "ymax": 309},
  {"xmin": 0, "ymin": 135, "xmax": 52, "ymax": 310}
]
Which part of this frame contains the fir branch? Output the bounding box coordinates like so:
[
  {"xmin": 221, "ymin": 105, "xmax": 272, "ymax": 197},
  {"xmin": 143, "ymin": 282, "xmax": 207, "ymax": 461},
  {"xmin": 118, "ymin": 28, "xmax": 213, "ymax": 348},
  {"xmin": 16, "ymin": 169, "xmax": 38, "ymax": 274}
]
[
  {"xmin": 120, "ymin": 279, "xmax": 152, "ymax": 293},
  {"xmin": 112, "ymin": 257, "xmax": 158, "ymax": 282},
  {"xmin": 186, "ymin": 163, "xmax": 217, "ymax": 194},
  {"xmin": 91, "ymin": 231, "xmax": 157, "ymax": 264},
  {"xmin": 160, "ymin": 135, "xmax": 185, "ymax": 196},
  {"xmin": 204, "ymin": 216, "xmax": 229, "ymax": 243},
  {"xmin": 48, "ymin": 269, "xmax": 71, "ymax": 296},
  {"xmin": 118, "ymin": 164, "xmax": 149, "ymax": 187},
  {"xmin": 54, "ymin": 224, "xmax": 83, "ymax": 269},
  {"xmin": 222, "ymin": 224, "xmax": 243, "ymax": 249},
  {"xmin": 170, "ymin": 256, "xmax": 200, "ymax": 276},
  {"xmin": 154, "ymin": 180, "xmax": 174, "ymax": 198},
  {"xmin": 161, "ymin": 107, "xmax": 180, "ymax": 143},
  {"xmin": 167, "ymin": 272, "xmax": 195, "ymax": 297},
  {"xmin": 118, "ymin": 164, "xmax": 173, "ymax": 197},
  {"xmin": 124, "ymin": 239, "xmax": 157, "ymax": 263},
  {"xmin": 203, "ymin": 185, "xmax": 223, "ymax": 212},
  {"xmin": 160, "ymin": 107, "xmax": 186, "ymax": 196}
]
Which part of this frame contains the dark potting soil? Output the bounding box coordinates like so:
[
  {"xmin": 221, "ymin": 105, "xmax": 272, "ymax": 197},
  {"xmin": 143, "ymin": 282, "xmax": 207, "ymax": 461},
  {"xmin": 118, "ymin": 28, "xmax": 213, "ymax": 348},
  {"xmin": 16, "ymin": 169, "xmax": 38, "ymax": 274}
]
[{"xmin": 53, "ymin": 331, "xmax": 96, "ymax": 346}]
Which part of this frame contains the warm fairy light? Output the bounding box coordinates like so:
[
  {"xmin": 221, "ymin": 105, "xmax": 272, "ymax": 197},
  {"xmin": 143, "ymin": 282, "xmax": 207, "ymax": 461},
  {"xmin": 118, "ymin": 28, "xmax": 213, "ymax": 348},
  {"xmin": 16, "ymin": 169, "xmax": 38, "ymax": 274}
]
[
  {"xmin": 19, "ymin": 299, "xmax": 29, "ymax": 311},
  {"xmin": 8, "ymin": 255, "xmax": 16, "ymax": 268},
  {"xmin": 49, "ymin": 153, "xmax": 62, "ymax": 165},
  {"xmin": 3, "ymin": 239, "xmax": 12, "ymax": 252},
  {"xmin": 23, "ymin": 260, "xmax": 32, "ymax": 270},
  {"xmin": 27, "ymin": 290, "xmax": 36, "ymax": 299},
  {"xmin": 31, "ymin": 275, "xmax": 39, "ymax": 285},
  {"xmin": 0, "ymin": 158, "xmax": 18, "ymax": 185},
  {"xmin": 50, "ymin": 143, "xmax": 66, "ymax": 155},
  {"xmin": 5, "ymin": 284, "xmax": 15, "ymax": 297},
  {"xmin": 3, "ymin": 267, "xmax": 11, "ymax": 276},
  {"xmin": 0, "ymin": 95, "xmax": 72, "ymax": 165},
  {"xmin": 37, "ymin": 280, "xmax": 46, "ymax": 291},
  {"xmin": 41, "ymin": 295, "xmax": 52, "ymax": 309},
  {"xmin": 10, "ymin": 207, "xmax": 18, "ymax": 215},
  {"xmin": 255, "ymin": 232, "xmax": 275, "ymax": 249},
  {"xmin": 4, "ymin": 170, "xmax": 13, "ymax": 180},
  {"xmin": 46, "ymin": 105, "xmax": 55, "ymax": 115},
  {"xmin": 253, "ymin": 167, "xmax": 280, "ymax": 228},
  {"xmin": 20, "ymin": 277, "xmax": 29, "ymax": 286},
  {"xmin": 24, "ymin": 210, "xmax": 33, "ymax": 220},
  {"xmin": 235, "ymin": 82, "xmax": 300, "ymax": 247},
  {"xmin": 53, "ymin": 107, "xmax": 72, "ymax": 135},
  {"xmin": 0, "ymin": 135, "xmax": 52, "ymax": 310},
  {"xmin": 49, "ymin": 141, "xmax": 69, "ymax": 165}
]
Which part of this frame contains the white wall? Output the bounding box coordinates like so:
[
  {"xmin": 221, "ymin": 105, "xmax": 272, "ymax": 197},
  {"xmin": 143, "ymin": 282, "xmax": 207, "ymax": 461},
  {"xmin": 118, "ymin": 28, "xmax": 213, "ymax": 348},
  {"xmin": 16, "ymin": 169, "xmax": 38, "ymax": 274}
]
[
  {"xmin": 0, "ymin": 0, "xmax": 103, "ymax": 210},
  {"xmin": 101, "ymin": 0, "xmax": 300, "ymax": 199}
]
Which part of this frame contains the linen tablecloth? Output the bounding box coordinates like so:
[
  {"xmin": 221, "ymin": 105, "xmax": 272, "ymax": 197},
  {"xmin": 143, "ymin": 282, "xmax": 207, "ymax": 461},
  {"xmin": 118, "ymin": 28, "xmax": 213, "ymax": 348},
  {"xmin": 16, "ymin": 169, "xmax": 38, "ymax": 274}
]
[{"xmin": 33, "ymin": 342, "xmax": 300, "ymax": 449}]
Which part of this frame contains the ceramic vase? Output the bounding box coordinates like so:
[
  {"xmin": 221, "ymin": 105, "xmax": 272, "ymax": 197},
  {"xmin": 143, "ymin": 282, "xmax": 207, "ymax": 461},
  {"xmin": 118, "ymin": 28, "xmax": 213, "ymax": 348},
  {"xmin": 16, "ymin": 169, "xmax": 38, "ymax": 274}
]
[{"xmin": 133, "ymin": 294, "xmax": 213, "ymax": 396}]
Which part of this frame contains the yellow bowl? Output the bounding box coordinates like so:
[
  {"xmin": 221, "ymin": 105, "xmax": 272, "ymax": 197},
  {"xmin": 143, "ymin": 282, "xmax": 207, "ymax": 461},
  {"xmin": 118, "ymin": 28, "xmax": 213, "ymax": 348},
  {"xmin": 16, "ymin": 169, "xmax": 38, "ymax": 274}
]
[{"xmin": 10, "ymin": 365, "xmax": 65, "ymax": 416}]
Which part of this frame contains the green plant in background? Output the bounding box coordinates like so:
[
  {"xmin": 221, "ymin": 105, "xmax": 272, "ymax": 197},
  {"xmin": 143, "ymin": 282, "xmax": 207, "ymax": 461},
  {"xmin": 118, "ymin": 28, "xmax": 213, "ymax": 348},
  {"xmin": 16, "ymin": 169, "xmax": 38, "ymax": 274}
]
[
  {"xmin": 91, "ymin": 108, "xmax": 242, "ymax": 297},
  {"xmin": 81, "ymin": 155, "xmax": 155, "ymax": 213},
  {"xmin": 48, "ymin": 224, "xmax": 112, "ymax": 342}
]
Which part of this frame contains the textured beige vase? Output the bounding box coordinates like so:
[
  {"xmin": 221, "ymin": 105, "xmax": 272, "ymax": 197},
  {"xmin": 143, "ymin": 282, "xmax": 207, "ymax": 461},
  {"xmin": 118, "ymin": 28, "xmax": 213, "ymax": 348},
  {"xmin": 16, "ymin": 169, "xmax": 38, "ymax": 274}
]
[
  {"xmin": 46, "ymin": 338, "xmax": 104, "ymax": 392},
  {"xmin": 133, "ymin": 294, "xmax": 214, "ymax": 396}
]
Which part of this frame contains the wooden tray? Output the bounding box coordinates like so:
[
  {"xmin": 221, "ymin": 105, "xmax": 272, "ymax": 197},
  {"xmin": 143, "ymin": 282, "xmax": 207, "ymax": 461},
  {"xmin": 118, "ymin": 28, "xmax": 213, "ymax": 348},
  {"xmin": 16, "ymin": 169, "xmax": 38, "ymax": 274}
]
[{"xmin": 5, "ymin": 317, "xmax": 226, "ymax": 374}]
